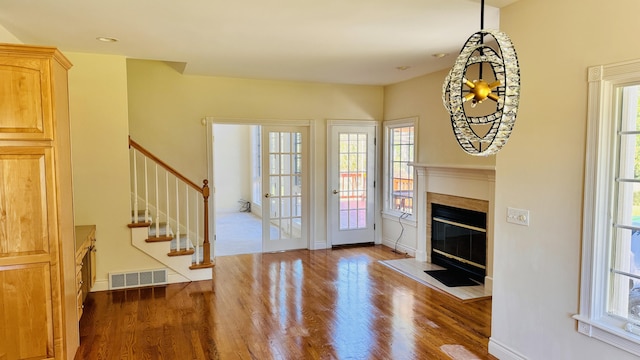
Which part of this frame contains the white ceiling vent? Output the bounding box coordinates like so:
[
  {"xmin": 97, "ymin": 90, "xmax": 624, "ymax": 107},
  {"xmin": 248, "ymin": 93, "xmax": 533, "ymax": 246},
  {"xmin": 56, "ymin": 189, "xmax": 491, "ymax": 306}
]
[{"xmin": 109, "ymin": 269, "xmax": 168, "ymax": 290}]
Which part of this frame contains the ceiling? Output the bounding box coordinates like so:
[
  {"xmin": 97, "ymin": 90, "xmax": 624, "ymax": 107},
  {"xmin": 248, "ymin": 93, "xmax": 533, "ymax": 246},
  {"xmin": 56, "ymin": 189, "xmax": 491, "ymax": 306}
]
[{"xmin": 0, "ymin": 0, "xmax": 518, "ymax": 86}]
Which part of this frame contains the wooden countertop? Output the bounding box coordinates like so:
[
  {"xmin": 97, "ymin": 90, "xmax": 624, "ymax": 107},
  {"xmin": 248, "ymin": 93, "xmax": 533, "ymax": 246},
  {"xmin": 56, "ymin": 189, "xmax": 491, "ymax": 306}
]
[{"xmin": 75, "ymin": 225, "xmax": 96, "ymax": 253}]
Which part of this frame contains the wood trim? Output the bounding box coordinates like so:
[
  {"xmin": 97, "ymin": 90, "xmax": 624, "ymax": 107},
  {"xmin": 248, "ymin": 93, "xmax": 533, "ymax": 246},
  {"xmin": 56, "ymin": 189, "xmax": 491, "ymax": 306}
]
[
  {"xmin": 167, "ymin": 249, "xmax": 195, "ymax": 257},
  {"xmin": 189, "ymin": 262, "xmax": 215, "ymax": 270},
  {"xmin": 145, "ymin": 236, "xmax": 174, "ymax": 243},
  {"xmin": 127, "ymin": 222, "xmax": 152, "ymax": 228},
  {"xmin": 128, "ymin": 136, "xmax": 202, "ymax": 193},
  {"xmin": 0, "ymin": 43, "xmax": 72, "ymax": 70}
]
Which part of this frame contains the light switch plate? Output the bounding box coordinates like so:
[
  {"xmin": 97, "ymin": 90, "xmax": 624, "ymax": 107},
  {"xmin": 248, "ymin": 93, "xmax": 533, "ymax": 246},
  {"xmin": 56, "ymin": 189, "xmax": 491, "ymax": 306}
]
[{"xmin": 507, "ymin": 207, "xmax": 530, "ymax": 226}]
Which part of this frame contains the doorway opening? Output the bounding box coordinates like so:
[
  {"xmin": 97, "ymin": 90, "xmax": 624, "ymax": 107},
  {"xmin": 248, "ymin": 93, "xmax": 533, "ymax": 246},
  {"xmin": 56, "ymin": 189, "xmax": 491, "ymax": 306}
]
[
  {"xmin": 209, "ymin": 121, "xmax": 310, "ymax": 256},
  {"xmin": 213, "ymin": 124, "xmax": 262, "ymax": 256}
]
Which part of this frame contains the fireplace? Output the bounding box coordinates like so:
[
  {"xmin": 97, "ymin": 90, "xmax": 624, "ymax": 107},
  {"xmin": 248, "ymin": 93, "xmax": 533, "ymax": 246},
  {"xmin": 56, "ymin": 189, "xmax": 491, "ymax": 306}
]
[
  {"xmin": 431, "ymin": 203, "xmax": 486, "ymax": 283},
  {"xmin": 425, "ymin": 191, "xmax": 490, "ymax": 285},
  {"xmin": 406, "ymin": 164, "xmax": 494, "ymax": 291}
]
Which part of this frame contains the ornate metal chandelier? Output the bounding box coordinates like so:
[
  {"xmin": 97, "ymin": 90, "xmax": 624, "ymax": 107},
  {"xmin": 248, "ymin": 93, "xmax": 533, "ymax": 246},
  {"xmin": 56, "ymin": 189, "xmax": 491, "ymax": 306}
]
[{"xmin": 442, "ymin": 0, "xmax": 520, "ymax": 156}]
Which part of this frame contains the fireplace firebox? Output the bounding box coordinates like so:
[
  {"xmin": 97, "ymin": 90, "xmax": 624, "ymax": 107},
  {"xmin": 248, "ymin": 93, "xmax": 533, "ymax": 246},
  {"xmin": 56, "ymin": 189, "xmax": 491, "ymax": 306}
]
[{"xmin": 431, "ymin": 203, "xmax": 487, "ymax": 283}]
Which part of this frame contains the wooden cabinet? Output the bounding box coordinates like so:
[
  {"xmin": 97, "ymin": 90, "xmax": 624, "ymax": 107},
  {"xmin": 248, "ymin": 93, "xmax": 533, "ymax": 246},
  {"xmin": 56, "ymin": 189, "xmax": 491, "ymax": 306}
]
[
  {"xmin": 75, "ymin": 225, "xmax": 96, "ymax": 319},
  {"xmin": 0, "ymin": 44, "xmax": 77, "ymax": 360}
]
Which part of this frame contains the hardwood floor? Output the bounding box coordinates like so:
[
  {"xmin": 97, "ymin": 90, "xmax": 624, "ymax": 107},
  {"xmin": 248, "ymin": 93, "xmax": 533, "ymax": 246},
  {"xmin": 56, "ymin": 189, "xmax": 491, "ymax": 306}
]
[{"xmin": 75, "ymin": 245, "xmax": 495, "ymax": 359}]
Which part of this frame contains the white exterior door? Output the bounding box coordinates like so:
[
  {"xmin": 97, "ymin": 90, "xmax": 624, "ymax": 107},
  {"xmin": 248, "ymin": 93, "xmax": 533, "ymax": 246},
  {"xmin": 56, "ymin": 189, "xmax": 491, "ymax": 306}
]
[
  {"xmin": 261, "ymin": 126, "xmax": 308, "ymax": 252},
  {"xmin": 328, "ymin": 123, "xmax": 376, "ymax": 245}
]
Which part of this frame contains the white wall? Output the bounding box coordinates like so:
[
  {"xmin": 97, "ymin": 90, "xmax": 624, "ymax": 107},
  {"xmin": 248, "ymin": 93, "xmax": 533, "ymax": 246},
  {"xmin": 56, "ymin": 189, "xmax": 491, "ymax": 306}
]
[
  {"xmin": 490, "ymin": 0, "xmax": 640, "ymax": 359},
  {"xmin": 213, "ymin": 124, "xmax": 251, "ymax": 212}
]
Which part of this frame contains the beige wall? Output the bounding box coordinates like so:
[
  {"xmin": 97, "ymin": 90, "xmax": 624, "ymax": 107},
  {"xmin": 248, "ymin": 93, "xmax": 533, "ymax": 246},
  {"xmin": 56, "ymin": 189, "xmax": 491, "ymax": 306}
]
[
  {"xmin": 126, "ymin": 59, "xmax": 384, "ymax": 248},
  {"xmin": 384, "ymin": 68, "xmax": 497, "ymax": 167},
  {"xmin": 66, "ymin": 53, "xmax": 167, "ymax": 290},
  {"xmin": 490, "ymin": 0, "xmax": 640, "ymax": 358},
  {"xmin": 0, "ymin": 24, "xmax": 20, "ymax": 43},
  {"xmin": 382, "ymin": 68, "xmax": 496, "ymax": 257}
]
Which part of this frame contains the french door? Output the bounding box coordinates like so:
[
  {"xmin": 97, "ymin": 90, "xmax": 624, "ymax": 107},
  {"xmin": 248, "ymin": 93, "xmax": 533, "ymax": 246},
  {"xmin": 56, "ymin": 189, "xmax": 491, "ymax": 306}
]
[
  {"xmin": 261, "ymin": 126, "xmax": 308, "ymax": 252},
  {"xmin": 328, "ymin": 123, "xmax": 376, "ymax": 245}
]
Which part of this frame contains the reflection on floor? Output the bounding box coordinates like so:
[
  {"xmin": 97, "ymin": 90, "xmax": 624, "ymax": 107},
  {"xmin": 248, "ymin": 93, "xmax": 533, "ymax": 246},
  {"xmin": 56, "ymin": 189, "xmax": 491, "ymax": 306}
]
[
  {"xmin": 76, "ymin": 246, "xmax": 494, "ymax": 359},
  {"xmin": 215, "ymin": 211, "xmax": 262, "ymax": 256},
  {"xmin": 379, "ymin": 258, "xmax": 492, "ymax": 302}
]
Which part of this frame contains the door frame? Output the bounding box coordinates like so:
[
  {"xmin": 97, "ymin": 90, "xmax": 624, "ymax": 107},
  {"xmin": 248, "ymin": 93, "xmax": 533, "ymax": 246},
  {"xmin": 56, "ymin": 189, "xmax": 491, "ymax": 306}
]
[
  {"xmin": 204, "ymin": 117, "xmax": 316, "ymax": 255},
  {"xmin": 326, "ymin": 119, "xmax": 381, "ymax": 246}
]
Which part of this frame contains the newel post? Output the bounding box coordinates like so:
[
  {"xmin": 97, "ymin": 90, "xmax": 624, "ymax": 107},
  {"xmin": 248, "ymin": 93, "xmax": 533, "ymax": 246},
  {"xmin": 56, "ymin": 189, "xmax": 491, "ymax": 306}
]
[{"xmin": 202, "ymin": 179, "xmax": 211, "ymax": 265}]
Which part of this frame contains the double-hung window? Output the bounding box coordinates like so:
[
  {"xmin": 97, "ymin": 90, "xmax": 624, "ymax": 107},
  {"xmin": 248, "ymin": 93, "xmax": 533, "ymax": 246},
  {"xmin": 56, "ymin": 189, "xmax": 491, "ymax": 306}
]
[
  {"xmin": 383, "ymin": 118, "xmax": 416, "ymax": 217},
  {"xmin": 576, "ymin": 60, "xmax": 640, "ymax": 356}
]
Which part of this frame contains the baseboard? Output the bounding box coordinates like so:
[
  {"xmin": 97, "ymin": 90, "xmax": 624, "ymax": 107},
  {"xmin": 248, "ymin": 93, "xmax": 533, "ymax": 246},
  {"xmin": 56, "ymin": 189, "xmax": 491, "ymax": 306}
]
[
  {"xmin": 488, "ymin": 337, "xmax": 528, "ymax": 360},
  {"xmin": 91, "ymin": 279, "xmax": 109, "ymax": 292},
  {"xmin": 381, "ymin": 238, "xmax": 416, "ymax": 257},
  {"xmin": 313, "ymin": 240, "xmax": 328, "ymax": 250},
  {"xmin": 484, "ymin": 276, "xmax": 493, "ymax": 293}
]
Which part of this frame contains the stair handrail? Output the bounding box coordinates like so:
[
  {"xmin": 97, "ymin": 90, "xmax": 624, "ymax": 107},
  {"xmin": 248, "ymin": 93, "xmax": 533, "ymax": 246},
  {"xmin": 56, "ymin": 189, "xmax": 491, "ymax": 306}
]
[
  {"xmin": 128, "ymin": 136, "xmax": 212, "ymax": 268},
  {"xmin": 129, "ymin": 137, "xmax": 202, "ymax": 192}
]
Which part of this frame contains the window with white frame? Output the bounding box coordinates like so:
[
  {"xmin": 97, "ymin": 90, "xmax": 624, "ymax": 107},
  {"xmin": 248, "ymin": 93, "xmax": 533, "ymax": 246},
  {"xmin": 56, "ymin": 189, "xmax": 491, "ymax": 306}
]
[
  {"xmin": 383, "ymin": 118, "xmax": 416, "ymax": 216},
  {"xmin": 575, "ymin": 60, "xmax": 640, "ymax": 356}
]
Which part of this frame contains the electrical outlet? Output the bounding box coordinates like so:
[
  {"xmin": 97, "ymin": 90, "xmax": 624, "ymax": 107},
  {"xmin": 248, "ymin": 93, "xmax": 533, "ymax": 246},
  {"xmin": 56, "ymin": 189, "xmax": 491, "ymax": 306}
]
[{"xmin": 507, "ymin": 207, "xmax": 530, "ymax": 226}]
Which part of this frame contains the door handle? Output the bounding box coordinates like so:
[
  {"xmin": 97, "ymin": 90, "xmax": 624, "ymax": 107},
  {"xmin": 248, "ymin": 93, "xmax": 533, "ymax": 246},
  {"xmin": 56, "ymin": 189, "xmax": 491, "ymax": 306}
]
[
  {"xmin": 332, "ymin": 190, "xmax": 339, "ymax": 194},
  {"xmin": 265, "ymin": 193, "xmax": 271, "ymax": 198}
]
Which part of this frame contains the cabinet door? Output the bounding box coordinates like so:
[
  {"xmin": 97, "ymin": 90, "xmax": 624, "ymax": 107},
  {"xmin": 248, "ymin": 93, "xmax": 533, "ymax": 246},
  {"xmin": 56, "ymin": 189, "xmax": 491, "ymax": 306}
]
[
  {"xmin": 0, "ymin": 147, "xmax": 61, "ymax": 359},
  {"xmin": 0, "ymin": 263, "xmax": 55, "ymax": 359},
  {"xmin": 0, "ymin": 56, "xmax": 53, "ymax": 140}
]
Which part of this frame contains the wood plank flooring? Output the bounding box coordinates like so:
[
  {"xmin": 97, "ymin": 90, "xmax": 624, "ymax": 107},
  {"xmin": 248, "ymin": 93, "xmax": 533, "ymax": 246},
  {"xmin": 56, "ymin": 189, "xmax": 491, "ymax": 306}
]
[{"xmin": 75, "ymin": 245, "xmax": 495, "ymax": 359}]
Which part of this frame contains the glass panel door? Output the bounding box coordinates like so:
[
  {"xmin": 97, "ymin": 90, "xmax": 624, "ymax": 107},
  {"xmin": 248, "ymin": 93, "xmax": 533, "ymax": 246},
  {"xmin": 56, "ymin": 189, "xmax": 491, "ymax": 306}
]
[
  {"xmin": 262, "ymin": 126, "xmax": 307, "ymax": 252},
  {"xmin": 329, "ymin": 124, "xmax": 376, "ymax": 245}
]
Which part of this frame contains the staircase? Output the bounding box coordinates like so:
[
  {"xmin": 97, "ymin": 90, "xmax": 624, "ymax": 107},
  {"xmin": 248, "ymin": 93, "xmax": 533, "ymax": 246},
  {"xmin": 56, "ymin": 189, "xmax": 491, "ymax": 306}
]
[{"xmin": 128, "ymin": 137, "xmax": 214, "ymax": 283}]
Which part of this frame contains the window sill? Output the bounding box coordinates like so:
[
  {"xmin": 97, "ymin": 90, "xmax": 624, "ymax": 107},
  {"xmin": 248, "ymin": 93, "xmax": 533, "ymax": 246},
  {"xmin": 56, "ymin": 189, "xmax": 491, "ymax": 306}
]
[
  {"xmin": 381, "ymin": 211, "xmax": 416, "ymax": 226},
  {"xmin": 573, "ymin": 314, "xmax": 640, "ymax": 356}
]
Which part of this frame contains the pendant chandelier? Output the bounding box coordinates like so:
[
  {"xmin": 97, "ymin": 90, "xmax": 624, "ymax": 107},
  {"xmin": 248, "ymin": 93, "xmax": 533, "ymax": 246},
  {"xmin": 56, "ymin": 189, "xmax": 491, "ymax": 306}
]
[{"xmin": 442, "ymin": 0, "xmax": 520, "ymax": 156}]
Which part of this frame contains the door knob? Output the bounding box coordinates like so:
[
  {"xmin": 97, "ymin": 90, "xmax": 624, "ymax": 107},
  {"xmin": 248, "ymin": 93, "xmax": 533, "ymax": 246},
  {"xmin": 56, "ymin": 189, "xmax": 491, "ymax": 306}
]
[
  {"xmin": 332, "ymin": 190, "xmax": 339, "ymax": 194},
  {"xmin": 265, "ymin": 193, "xmax": 271, "ymax": 198}
]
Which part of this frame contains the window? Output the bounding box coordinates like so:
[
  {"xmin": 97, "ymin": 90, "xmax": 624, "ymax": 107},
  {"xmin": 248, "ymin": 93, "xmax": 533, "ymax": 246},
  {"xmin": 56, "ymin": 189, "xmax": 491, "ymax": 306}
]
[
  {"xmin": 383, "ymin": 118, "xmax": 416, "ymax": 216},
  {"xmin": 575, "ymin": 60, "xmax": 640, "ymax": 356}
]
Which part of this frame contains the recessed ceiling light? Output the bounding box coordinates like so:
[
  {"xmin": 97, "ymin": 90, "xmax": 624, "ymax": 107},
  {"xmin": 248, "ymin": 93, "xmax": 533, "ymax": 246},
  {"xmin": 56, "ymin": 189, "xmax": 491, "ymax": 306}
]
[
  {"xmin": 396, "ymin": 66, "xmax": 411, "ymax": 71},
  {"xmin": 432, "ymin": 53, "xmax": 447, "ymax": 58},
  {"xmin": 96, "ymin": 37, "xmax": 118, "ymax": 43}
]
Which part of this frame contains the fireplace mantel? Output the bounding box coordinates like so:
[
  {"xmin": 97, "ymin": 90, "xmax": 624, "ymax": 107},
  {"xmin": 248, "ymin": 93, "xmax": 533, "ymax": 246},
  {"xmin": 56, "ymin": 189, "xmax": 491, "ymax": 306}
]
[{"xmin": 408, "ymin": 163, "xmax": 496, "ymax": 289}]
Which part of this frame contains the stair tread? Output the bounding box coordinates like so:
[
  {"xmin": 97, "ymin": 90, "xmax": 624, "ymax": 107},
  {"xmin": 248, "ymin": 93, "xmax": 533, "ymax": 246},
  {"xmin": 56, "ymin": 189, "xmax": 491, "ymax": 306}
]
[{"xmin": 146, "ymin": 235, "xmax": 174, "ymax": 242}]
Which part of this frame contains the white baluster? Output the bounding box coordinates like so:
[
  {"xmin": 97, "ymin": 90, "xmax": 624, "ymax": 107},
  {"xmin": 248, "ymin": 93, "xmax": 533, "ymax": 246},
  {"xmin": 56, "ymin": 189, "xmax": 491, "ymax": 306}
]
[
  {"xmin": 186, "ymin": 184, "xmax": 190, "ymax": 250},
  {"xmin": 144, "ymin": 157, "xmax": 149, "ymax": 223},
  {"xmin": 196, "ymin": 202, "xmax": 200, "ymax": 264},
  {"xmin": 155, "ymin": 164, "xmax": 160, "ymax": 237},
  {"xmin": 132, "ymin": 149, "xmax": 138, "ymax": 223},
  {"xmin": 165, "ymin": 171, "xmax": 170, "ymax": 238},
  {"xmin": 176, "ymin": 177, "xmax": 180, "ymax": 251}
]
